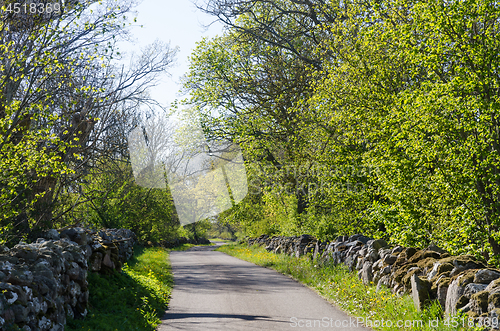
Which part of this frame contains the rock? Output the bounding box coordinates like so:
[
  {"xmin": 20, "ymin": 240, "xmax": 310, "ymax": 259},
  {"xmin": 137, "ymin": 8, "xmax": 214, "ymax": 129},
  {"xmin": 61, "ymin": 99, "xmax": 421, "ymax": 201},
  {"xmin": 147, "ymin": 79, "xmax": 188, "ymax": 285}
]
[
  {"xmin": 335, "ymin": 235, "xmax": 348, "ymax": 242},
  {"xmin": 372, "ymin": 259, "xmax": 384, "ymax": 272},
  {"xmin": 0, "ymin": 227, "xmax": 136, "ymax": 331},
  {"xmin": 45, "ymin": 229, "xmax": 60, "ymax": 240},
  {"xmin": 368, "ymin": 239, "xmax": 388, "ymax": 251},
  {"xmin": 383, "ymin": 254, "xmax": 397, "ymax": 265},
  {"xmin": 426, "ymin": 243, "xmax": 447, "ymax": 254},
  {"xmin": 355, "ymin": 257, "xmax": 364, "ymax": 270},
  {"xmin": 405, "ymin": 247, "xmax": 418, "ymax": 259},
  {"xmin": 446, "ymin": 274, "xmax": 470, "ymax": 316},
  {"xmin": 427, "ymin": 262, "xmax": 454, "ymax": 281},
  {"xmin": 334, "ymin": 242, "xmax": 347, "ymax": 252},
  {"xmin": 11, "ymin": 304, "xmax": 28, "ymax": 323},
  {"xmin": 377, "ymin": 275, "xmax": 391, "ymax": 291},
  {"xmin": 490, "ymin": 308, "xmax": 500, "ymax": 327},
  {"xmin": 486, "ymin": 278, "xmax": 500, "ymax": 293},
  {"xmin": 344, "ymin": 255, "xmax": 357, "ymax": 272},
  {"xmin": 373, "ymin": 270, "xmax": 382, "ymax": 285},
  {"xmin": 7, "ymin": 268, "xmax": 33, "ymax": 286},
  {"xmin": 470, "ymin": 291, "xmax": 489, "ymax": 315},
  {"xmin": 450, "ymin": 266, "xmax": 466, "ymax": 277},
  {"xmin": 391, "ymin": 246, "xmax": 404, "ymax": 254},
  {"xmin": 407, "ymin": 250, "xmax": 441, "ymax": 265},
  {"xmin": 488, "ymin": 292, "xmax": 500, "ymax": 311},
  {"xmin": 463, "ymin": 283, "xmax": 488, "ymax": 299},
  {"xmin": 378, "ymin": 248, "xmax": 392, "ymax": 260},
  {"xmin": 102, "ymin": 251, "xmax": 115, "ymax": 269},
  {"xmin": 402, "ymin": 267, "xmax": 422, "ymax": 288},
  {"xmin": 367, "ymin": 248, "xmax": 379, "ymax": 263},
  {"xmin": 437, "ymin": 283, "xmax": 448, "ymax": 310},
  {"xmin": 474, "ymin": 269, "xmax": 500, "ymax": 284},
  {"xmin": 361, "ymin": 261, "xmax": 373, "ymax": 285},
  {"xmin": 411, "ymin": 274, "xmax": 431, "ymax": 311}
]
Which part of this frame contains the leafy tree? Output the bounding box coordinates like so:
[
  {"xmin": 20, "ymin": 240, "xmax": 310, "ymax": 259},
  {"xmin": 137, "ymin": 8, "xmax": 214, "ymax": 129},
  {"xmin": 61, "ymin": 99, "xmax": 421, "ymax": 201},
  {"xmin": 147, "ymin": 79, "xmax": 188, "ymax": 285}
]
[{"xmin": 0, "ymin": 0, "xmax": 177, "ymax": 243}]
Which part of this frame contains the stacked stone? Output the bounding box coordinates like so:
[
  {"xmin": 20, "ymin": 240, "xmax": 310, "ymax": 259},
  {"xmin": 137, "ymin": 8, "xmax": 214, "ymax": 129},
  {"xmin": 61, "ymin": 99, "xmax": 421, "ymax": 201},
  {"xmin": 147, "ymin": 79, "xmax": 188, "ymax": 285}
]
[
  {"xmin": 248, "ymin": 234, "xmax": 318, "ymax": 257},
  {"xmin": 247, "ymin": 234, "xmax": 500, "ymax": 324},
  {"xmin": 0, "ymin": 227, "xmax": 136, "ymax": 331},
  {"xmin": 0, "ymin": 238, "xmax": 89, "ymax": 330},
  {"xmin": 87, "ymin": 229, "xmax": 136, "ymax": 273}
]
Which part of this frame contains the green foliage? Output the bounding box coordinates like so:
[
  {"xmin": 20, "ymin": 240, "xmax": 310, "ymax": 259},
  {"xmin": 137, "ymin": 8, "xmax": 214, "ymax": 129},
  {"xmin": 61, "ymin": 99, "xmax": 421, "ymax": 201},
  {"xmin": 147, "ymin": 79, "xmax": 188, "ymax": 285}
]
[
  {"xmin": 184, "ymin": 0, "xmax": 500, "ymax": 262},
  {"xmin": 61, "ymin": 162, "xmax": 180, "ymax": 244},
  {"xmin": 65, "ymin": 246, "xmax": 172, "ymax": 331}
]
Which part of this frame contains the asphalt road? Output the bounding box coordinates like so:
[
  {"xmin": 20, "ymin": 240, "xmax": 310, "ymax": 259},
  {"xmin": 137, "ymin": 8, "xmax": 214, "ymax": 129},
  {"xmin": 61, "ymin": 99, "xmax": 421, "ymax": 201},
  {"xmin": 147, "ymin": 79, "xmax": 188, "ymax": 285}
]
[{"xmin": 158, "ymin": 242, "xmax": 370, "ymax": 330}]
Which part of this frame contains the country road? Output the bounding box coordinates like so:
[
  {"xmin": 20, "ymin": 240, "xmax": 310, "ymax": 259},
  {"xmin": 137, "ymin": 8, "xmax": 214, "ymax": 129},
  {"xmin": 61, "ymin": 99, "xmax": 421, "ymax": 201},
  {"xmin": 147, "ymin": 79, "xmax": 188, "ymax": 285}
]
[{"xmin": 157, "ymin": 242, "xmax": 370, "ymax": 330}]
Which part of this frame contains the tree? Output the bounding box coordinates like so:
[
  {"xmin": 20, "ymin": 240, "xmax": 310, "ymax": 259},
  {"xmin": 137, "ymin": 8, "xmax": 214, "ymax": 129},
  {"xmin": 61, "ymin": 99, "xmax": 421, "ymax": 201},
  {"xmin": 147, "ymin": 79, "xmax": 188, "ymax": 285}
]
[{"xmin": 0, "ymin": 0, "xmax": 177, "ymax": 242}]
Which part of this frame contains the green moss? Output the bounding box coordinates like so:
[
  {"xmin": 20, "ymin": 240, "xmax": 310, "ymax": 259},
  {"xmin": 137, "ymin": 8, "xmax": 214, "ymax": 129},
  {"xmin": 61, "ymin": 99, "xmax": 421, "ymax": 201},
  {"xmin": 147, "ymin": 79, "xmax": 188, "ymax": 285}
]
[
  {"xmin": 416, "ymin": 257, "xmax": 438, "ymax": 269},
  {"xmin": 408, "ymin": 250, "xmax": 441, "ymax": 265},
  {"xmin": 488, "ymin": 293, "xmax": 500, "ymax": 308},
  {"xmin": 466, "ymin": 311, "xmax": 479, "ymax": 318},
  {"xmin": 455, "ymin": 295, "xmax": 469, "ymax": 310},
  {"xmin": 451, "ymin": 269, "xmax": 477, "ymax": 286},
  {"xmin": 471, "ymin": 290, "xmax": 489, "ymax": 312},
  {"xmin": 401, "ymin": 268, "xmax": 422, "ymax": 288},
  {"xmin": 392, "ymin": 263, "xmax": 418, "ymax": 283},
  {"xmin": 487, "ymin": 278, "xmax": 500, "ymax": 291}
]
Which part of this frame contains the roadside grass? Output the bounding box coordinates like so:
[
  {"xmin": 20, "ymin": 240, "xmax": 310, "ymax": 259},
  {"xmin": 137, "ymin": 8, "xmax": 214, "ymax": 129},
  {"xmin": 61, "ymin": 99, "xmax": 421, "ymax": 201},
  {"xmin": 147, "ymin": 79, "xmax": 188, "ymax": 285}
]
[
  {"xmin": 208, "ymin": 238, "xmax": 235, "ymax": 243},
  {"xmin": 217, "ymin": 244, "xmax": 482, "ymax": 331},
  {"xmin": 65, "ymin": 246, "xmax": 172, "ymax": 331}
]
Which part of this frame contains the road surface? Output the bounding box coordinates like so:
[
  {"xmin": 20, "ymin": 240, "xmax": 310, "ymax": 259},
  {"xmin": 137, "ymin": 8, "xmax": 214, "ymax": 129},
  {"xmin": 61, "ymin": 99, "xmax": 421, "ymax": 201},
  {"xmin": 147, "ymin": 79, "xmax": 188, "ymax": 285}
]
[{"xmin": 158, "ymin": 242, "xmax": 370, "ymax": 330}]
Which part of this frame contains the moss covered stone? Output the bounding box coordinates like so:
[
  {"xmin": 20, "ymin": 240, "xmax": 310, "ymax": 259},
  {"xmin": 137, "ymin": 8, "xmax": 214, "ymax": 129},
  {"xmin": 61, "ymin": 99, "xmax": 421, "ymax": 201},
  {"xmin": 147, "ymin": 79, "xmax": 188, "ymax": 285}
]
[
  {"xmin": 402, "ymin": 268, "xmax": 423, "ymax": 287},
  {"xmin": 392, "ymin": 263, "xmax": 418, "ymax": 283},
  {"xmin": 407, "ymin": 250, "xmax": 441, "ymax": 265},
  {"xmin": 451, "ymin": 269, "xmax": 478, "ymax": 286},
  {"xmin": 456, "ymin": 295, "xmax": 469, "ymax": 310},
  {"xmin": 488, "ymin": 293, "xmax": 500, "ymax": 309},
  {"xmin": 416, "ymin": 257, "xmax": 438, "ymax": 270},
  {"xmin": 471, "ymin": 290, "xmax": 489, "ymax": 313},
  {"xmin": 466, "ymin": 311, "xmax": 479, "ymax": 318},
  {"xmin": 405, "ymin": 247, "xmax": 417, "ymax": 258}
]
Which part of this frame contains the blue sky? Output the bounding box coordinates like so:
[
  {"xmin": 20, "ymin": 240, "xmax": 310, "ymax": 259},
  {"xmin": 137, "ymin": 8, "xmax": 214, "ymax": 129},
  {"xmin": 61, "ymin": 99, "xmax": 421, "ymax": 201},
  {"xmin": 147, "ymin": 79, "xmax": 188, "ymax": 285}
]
[{"xmin": 121, "ymin": 0, "xmax": 224, "ymax": 108}]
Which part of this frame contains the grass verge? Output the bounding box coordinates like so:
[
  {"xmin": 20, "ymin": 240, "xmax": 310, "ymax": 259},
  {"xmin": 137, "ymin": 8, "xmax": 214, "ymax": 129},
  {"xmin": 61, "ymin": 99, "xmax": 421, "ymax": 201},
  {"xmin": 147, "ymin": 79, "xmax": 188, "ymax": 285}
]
[
  {"xmin": 217, "ymin": 244, "xmax": 481, "ymax": 331},
  {"xmin": 65, "ymin": 246, "xmax": 172, "ymax": 331}
]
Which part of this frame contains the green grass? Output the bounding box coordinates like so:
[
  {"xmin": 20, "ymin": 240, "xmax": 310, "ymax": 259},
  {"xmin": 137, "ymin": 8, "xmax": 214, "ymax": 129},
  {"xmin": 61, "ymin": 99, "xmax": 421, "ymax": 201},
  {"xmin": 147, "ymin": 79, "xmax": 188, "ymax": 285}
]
[
  {"xmin": 65, "ymin": 246, "xmax": 172, "ymax": 331},
  {"xmin": 208, "ymin": 238, "xmax": 235, "ymax": 243},
  {"xmin": 217, "ymin": 244, "xmax": 483, "ymax": 331}
]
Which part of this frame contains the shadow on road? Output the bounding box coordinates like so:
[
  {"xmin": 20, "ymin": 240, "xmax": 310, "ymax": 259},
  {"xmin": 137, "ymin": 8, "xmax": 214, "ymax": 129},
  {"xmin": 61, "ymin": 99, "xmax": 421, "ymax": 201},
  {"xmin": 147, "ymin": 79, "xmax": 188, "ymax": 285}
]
[{"xmin": 164, "ymin": 313, "xmax": 271, "ymax": 321}]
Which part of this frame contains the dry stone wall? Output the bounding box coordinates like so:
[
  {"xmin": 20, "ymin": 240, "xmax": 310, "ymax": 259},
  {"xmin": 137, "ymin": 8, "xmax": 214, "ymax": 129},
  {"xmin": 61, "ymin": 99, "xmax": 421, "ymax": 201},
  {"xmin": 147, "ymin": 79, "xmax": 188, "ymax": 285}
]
[
  {"xmin": 248, "ymin": 234, "xmax": 500, "ymax": 325},
  {"xmin": 0, "ymin": 227, "xmax": 136, "ymax": 331}
]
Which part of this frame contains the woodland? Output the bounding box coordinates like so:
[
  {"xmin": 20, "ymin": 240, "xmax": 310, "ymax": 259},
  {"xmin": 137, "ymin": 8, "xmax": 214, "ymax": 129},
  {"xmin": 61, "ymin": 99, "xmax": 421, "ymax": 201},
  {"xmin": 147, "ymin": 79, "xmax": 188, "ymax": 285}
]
[{"xmin": 2, "ymin": 0, "xmax": 500, "ymax": 265}]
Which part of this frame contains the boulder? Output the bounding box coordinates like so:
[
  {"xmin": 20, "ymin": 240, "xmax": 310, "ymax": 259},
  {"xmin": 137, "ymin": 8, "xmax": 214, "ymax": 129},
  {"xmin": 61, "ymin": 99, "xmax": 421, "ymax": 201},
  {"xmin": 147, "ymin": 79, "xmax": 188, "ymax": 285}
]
[
  {"xmin": 361, "ymin": 261, "xmax": 373, "ymax": 285},
  {"xmin": 411, "ymin": 274, "xmax": 431, "ymax": 311},
  {"xmin": 488, "ymin": 292, "xmax": 500, "ymax": 311},
  {"xmin": 463, "ymin": 283, "xmax": 488, "ymax": 299},
  {"xmin": 426, "ymin": 243, "xmax": 447, "ymax": 254},
  {"xmin": 368, "ymin": 239, "xmax": 388, "ymax": 251},
  {"xmin": 470, "ymin": 290, "xmax": 489, "ymax": 315},
  {"xmin": 383, "ymin": 254, "xmax": 397, "ymax": 265},
  {"xmin": 474, "ymin": 269, "xmax": 500, "ymax": 284},
  {"xmin": 446, "ymin": 273, "xmax": 473, "ymax": 316}
]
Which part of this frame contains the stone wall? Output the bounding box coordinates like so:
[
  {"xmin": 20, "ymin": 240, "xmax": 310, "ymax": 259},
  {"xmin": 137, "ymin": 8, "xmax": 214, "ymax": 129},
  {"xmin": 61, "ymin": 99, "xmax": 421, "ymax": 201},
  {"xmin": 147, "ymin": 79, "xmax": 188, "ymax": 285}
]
[
  {"xmin": 0, "ymin": 227, "xmax": 136, "ymax": 331},
  {"xmin": 248, "ymin": 234, "xmax": 500, "ymax": 323}
]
